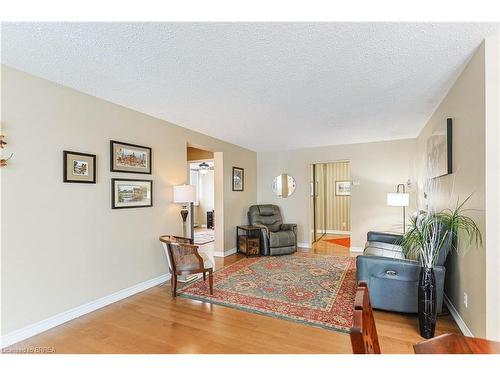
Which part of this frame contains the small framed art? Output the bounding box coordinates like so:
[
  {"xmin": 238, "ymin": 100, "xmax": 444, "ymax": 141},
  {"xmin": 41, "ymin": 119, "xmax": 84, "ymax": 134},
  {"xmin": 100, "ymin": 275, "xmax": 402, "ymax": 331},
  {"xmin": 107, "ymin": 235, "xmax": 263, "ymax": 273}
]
[
  {"xmin": 335, "ymin": 180, "xmax": 351, "ymax": 196},
  {"xmin": 63, "ymin": 151, "xmax": 96, "ymax": 183},
  {"xmin": 111, "ymin": 178, "xmax": 153, "ymax": 209},
  {"xmin": 110, "ymin": 140, "xmax": 152, "ymax": 174},
  {"xmin": 232, "ymin": 167, "xmax": 244, "ymax": 191}
]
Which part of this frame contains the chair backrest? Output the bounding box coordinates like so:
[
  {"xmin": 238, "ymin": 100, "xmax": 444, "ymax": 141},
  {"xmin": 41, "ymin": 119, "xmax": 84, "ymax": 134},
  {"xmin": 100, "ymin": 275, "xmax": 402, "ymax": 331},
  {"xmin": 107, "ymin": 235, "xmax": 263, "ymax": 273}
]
[
  {"xmin": 248, "ymin": 204, "xmax": 283, "ymax": 232},
  {"xmin": 350, "ymin": 282, "xmax": 381, "ymax": 354},
  {"xmin": 159, "ymin": 235, "xmax": 202, "ymax": 274}
]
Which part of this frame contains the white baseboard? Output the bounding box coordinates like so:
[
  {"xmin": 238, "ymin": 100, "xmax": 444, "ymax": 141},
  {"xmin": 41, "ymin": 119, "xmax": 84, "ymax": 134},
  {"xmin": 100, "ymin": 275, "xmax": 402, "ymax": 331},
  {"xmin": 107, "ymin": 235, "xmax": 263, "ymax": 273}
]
[
  {"xmin": 444, "ymin": 294, "xmax": 474, "ymax": 337},
  {"xmin": 297, "ymin": 242, "xmax": 311, "ymax": 249},
  {"xmin": 349, "ymin": 246, "xmax": 364, "ymax": 253},
  {"xmin": 314, "ymin": 230, "xmax": 351, "ymax": 235},
  {"xmin": 0, "ymin": 273, "xmax": 170, "ymax": 348},
  {"xmin": 213, "ymin": 247, "xmax": 237, "ymax": 257}
]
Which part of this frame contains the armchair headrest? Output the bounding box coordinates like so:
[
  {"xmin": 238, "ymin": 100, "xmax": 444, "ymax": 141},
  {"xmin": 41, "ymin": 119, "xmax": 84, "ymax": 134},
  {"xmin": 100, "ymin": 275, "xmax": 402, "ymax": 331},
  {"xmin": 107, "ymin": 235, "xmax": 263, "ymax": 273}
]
[{"xmin": 259, "ymin": 205, "xmax": 278, "ymax": 216}]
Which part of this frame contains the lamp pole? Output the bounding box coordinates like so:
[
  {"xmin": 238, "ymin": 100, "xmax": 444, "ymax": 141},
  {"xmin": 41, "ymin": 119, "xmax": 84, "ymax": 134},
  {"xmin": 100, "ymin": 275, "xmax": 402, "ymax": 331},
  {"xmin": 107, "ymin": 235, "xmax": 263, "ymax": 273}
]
[
  {"xmin": 190, "ymin": 201, "xmax": 194, "ymax": 243},
  {"xmin": 396, "ymin": 183, "xmax": 406, "ymax": 234}
]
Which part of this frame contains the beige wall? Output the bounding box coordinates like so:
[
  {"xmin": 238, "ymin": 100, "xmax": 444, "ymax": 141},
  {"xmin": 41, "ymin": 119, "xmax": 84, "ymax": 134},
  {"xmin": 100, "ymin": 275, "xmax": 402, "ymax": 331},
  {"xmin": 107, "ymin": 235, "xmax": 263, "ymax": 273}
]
[
  {"xmin": 416, "ymin": 41, "xmax": 499, "ymax": 339},
  {"xmin": 484, "ymin": 38, "xmax": 500, "ymax": 341},
  {"xmin": 0, "ymin": 66, "xmax": 256, "ymax": 335},
  {"xmin": 257, "ymin": 139, "xmax": 416, "ymax": 249}
]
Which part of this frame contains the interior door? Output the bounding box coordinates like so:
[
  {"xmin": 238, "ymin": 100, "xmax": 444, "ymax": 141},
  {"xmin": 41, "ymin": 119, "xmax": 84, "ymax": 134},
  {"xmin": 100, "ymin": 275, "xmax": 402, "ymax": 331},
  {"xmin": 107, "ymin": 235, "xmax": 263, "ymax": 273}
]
[{"xmin": 312, "ymin": 163, "xmax": 327, "ymax": 243}]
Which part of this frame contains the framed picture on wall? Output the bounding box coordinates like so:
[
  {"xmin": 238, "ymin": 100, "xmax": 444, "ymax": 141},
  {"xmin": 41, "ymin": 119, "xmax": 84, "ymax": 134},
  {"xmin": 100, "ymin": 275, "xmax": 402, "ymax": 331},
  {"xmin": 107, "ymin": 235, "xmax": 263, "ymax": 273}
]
[
  {"xmin": 110, "ymin": 140, "xmax": 152, "ymax": 174},
  {"xmin": 335, "ymin": 180, "xmax": 351, "ymax": 196},
  {"xmin": 426, "ymin": 118, "xmax": 453, "ymax": 179},
  {"xmin": 63, "ymin": 151, "xmax": 96, "ymax": 183},
  {"xmin": 232, "ymin": 166, "xmax": 244, "ymax": 191},
  {"xmin": 111, "ymin": 178, "xmax": 153, "ymax": 209}
]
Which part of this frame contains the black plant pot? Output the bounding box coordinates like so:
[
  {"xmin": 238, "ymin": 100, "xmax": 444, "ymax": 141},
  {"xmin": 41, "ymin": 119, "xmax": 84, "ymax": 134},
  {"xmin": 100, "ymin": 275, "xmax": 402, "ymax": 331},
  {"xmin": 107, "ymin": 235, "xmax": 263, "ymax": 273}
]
[{"xmin": 418, "ymin": 267, "xmax": 437, "ymax": 339}]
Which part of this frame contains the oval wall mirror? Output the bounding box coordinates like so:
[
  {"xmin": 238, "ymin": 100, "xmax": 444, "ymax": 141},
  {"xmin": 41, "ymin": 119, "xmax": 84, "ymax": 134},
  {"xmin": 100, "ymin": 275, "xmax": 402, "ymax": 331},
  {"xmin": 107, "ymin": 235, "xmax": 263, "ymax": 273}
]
[{"xmin": 272, "ymin": 174, "xmax": 296, "ymax": 198}]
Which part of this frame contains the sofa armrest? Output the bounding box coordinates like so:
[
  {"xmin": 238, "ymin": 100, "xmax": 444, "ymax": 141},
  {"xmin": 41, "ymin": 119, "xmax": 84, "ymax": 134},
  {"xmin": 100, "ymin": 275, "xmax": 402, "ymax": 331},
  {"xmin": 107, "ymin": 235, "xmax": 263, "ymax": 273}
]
[
  {"xmin": 281, "ymin": 223, "xmax": 297, "ymax": 233},
  {"xmin": 356, "ymin": 255, "xmax": 446, "ymax": 313},
  {"xmin": 367, "ymin": 231, "xmax": 403, "ymax": 245},
  {"xmin": 252, "ymin": 224, "xmax": 270, "ymax": 255},
  {"xmin": 252, "ymin": 224, "xmax": 269, "ymax": 238},
  {"xmin": 357, "ymin": 255, "xmax": 421, "ymax": 282}
]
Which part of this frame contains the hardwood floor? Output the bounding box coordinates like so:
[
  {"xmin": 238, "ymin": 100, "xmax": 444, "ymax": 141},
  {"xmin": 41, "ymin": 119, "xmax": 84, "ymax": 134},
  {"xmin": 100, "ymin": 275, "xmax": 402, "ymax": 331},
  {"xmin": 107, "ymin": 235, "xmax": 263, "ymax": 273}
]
[{"xmin": 5, "ymin": 236, "xmax": 461, "ymax": 354}]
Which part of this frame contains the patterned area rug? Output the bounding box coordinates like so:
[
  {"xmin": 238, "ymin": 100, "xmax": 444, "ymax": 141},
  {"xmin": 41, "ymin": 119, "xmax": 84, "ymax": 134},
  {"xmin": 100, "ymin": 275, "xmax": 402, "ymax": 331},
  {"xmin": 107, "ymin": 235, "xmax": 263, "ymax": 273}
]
[
  {"xmin": 323, "ymin": 237, "xmax": 351, "ymax": 248},
  {"xmin": 179, "ymin": 252, "xmax": 356, "ymax": 332}
]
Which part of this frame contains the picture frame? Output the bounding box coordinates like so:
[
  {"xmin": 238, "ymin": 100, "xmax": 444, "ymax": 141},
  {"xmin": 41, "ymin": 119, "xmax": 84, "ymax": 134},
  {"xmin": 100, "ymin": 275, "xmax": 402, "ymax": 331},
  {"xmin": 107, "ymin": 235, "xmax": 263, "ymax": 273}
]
[
  {"xmin": 426, "ymin": 118, "xmax": 453, "ymax": 179},
  {"xmin": 111, "ymin": 178, "xmax": 153, "ymax": 209},
  {"xmin": 63, "ymin": 151, "xmax": 96, "ymax": 183},
  {"xmin": 110, "ymin": 140, "xmax": 152, "ymax": 174},
  {"xmin": 232, "ymin": 166, "xmax": 244, "ymax": 191},
  {"xmin": 335, "ymin": 180, "xmax": 351, "ymax": 196}
]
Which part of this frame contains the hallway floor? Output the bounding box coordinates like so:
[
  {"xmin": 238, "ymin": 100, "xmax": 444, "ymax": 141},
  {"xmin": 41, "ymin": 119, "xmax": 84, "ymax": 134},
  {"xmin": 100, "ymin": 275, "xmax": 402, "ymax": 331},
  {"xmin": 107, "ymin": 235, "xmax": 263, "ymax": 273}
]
[{"xmin": 4, "ymin": 235, "xmax": 461, "ymax": 353}]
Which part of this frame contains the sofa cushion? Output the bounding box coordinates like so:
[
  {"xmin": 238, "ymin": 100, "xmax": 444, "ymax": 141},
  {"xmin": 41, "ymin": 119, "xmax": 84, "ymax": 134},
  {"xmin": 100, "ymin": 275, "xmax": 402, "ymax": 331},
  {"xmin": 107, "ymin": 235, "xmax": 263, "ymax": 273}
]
[
  {"xmin": 269, "ymin": 230, "xmax": 295, "ymax": 248},
  {"xmin": 364, "ymin": 241, "xmax": 404, "ymax": 259},
  {"xmin": 367, "ymin": 231, "xmax": 403, "ymax": 244}
]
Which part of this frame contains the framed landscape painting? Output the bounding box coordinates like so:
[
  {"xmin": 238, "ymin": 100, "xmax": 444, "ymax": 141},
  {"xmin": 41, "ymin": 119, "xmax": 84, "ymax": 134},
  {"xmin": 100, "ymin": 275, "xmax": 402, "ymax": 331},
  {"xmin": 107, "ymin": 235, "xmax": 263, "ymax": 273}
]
[
  {"xmin": 426, "ymin": 118, "xmax": 453, "ymax": 179},
  {"xmin": 63, "ymin": 151, "xmax": 96, "ymax": 183},
  {"xmin": 111, "ymin": 178, "xmax": 153, "ymax": 209},
  {"xmin": 335, "ymin": 180, "xmax": 351, "ymax": 196},
  {"xmin": 110, "ymin": 140, "xmax": 152, "ymax": 174},
  {"xmin": 232, "ymin": 167, "xmax": 244, "ymax": 191}
]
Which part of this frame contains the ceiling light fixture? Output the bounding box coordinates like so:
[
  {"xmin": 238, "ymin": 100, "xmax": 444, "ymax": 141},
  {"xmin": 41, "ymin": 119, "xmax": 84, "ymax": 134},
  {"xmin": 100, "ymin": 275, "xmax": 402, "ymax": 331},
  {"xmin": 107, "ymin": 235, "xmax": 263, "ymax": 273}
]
[{"xmin": 199, "ymin": 162, "xmax": 209, "ymax": 175}]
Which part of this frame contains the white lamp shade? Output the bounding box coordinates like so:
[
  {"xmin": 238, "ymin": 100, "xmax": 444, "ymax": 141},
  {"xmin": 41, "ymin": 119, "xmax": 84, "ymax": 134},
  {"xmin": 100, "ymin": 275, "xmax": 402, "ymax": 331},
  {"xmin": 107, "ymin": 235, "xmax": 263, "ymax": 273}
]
[
  {"xmin": 173, "ymin": 185, "xmax": 196, "ymax": 203},
  {"xmin": 386, "ymin": 192, "xmax": 409, "ymax": 207}
]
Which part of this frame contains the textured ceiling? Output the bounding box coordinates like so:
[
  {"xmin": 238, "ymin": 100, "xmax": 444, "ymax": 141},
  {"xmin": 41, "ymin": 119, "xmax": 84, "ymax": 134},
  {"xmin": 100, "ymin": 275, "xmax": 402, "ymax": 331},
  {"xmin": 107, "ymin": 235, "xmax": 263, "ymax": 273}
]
[{"xmin": 1, "ymin": 22, "xmax": 498, "ymax": 151}]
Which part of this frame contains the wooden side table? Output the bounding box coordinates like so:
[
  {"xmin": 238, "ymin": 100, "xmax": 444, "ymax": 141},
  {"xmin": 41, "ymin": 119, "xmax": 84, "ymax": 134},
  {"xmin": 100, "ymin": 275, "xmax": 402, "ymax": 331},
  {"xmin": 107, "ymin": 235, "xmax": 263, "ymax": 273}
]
[{"xmin": 236, "ymin": 225, "xmax": 261, "ymax": 257}]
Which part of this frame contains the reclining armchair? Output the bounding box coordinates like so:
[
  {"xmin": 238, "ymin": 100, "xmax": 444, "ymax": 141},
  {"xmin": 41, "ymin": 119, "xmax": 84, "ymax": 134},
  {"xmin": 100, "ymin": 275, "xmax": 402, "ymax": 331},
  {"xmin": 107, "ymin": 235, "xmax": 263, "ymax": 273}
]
[
  {"xmin": 248, "ymin": 204, "xmax": 297, "ymax": 256},
  {"xmin": 356, "ymin": 231, "xmax": 448, "ymax": 313}
]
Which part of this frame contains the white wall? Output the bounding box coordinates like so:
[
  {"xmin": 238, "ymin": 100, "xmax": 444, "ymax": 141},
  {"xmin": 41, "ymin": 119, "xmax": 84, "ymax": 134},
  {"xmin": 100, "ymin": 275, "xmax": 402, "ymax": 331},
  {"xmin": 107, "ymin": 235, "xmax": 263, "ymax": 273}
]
[
  {"xmin": 0, "ymin": 66, "xmax": 257, "ymax": 335},
  {"xmin": 257, "ymin": 139, "xmax": 416, "ymax": 249}
]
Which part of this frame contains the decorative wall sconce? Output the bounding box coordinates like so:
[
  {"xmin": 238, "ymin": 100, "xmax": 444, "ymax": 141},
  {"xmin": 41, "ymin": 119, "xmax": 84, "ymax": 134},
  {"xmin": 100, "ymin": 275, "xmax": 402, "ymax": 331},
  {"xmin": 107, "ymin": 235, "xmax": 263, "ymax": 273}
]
[{"xmin": 0, "ymin": 134, "xmax": 13, "ymax": 167}]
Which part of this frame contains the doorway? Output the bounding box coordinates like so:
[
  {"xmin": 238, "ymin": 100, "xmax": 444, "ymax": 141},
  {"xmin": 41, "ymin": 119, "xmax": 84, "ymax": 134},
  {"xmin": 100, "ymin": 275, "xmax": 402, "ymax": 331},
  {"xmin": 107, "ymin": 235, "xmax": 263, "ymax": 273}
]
[
  {"xmin": 187, "ymin": 146, "xmax": 215, "ymax": 246},
  {"xmin": 309, "ymin": 161, "xmax": 351, "ymax": 248}
]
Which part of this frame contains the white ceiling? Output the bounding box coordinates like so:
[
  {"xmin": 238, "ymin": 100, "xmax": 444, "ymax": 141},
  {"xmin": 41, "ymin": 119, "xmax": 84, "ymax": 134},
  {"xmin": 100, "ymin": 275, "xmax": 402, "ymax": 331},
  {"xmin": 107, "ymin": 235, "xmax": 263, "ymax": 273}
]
[{"xmin": 2, "ymin": 22, "xmax": 498, "ymax": 151}]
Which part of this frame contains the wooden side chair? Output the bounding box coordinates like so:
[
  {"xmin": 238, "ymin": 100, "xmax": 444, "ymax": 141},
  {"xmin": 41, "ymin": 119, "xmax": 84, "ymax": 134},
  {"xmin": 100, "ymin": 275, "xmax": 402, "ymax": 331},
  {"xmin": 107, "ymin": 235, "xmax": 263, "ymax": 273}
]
[
  {"xmin": 159, "ymin": 235, "xmax": 214, "ymax": 297},
  {"xmin": 350, "ymin": 281, "xmax": 381, "ymax": 354}
]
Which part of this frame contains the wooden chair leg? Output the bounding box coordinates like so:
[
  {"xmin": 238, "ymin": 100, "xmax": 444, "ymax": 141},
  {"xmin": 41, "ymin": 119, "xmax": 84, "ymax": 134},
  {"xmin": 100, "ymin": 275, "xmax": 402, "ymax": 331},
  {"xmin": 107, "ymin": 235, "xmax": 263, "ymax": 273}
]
[
  {"xmin": 203, "ymin": 272, "xmax": 206, "ymax": 281},
  {"xmin": 208, "ymin": 269, "xmax": 213, "ymax": 294},
  {"xmin": 172, "ymin": 274, "xmax": 177, "ymax": 298}
]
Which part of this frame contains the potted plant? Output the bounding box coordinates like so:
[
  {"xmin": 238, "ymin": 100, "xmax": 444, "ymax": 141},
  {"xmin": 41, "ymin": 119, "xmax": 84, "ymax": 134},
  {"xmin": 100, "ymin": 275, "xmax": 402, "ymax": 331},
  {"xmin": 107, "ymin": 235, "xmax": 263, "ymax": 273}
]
[{"xmin": 400, "ymin": 195, "xmax": 482, "ymax": 339}]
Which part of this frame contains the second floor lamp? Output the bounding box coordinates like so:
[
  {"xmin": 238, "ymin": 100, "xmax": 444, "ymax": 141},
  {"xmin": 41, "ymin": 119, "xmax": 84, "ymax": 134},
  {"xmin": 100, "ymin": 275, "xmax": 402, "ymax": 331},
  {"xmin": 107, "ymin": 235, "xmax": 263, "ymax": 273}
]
[
  {"xmin": 173, "ymin": 184, "xmax": 196, "ymax": 241},
  {"xmin": 387, "ymin": 183, "xmax": 410, "ymax": 233}
]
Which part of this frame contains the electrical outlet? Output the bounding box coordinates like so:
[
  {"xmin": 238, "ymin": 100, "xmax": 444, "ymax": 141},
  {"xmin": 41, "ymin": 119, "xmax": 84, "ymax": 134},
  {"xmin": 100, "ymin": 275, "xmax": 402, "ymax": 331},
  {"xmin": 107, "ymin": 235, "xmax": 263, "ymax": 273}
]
[{"xmin": 463, "ymin": 292, "xmax": 468, "ymax": 308}]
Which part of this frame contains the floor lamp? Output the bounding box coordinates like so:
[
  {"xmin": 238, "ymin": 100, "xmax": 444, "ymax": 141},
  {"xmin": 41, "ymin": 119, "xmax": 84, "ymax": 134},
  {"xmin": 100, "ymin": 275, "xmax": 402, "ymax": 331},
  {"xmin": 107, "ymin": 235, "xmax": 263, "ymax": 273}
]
[
  {"xmin": 387, "ymin": 184, "xmax": 409, "ymax": 233},
  {"xmin": 173, "ymin": 184, "xmax": 196, "ymax": 242}
]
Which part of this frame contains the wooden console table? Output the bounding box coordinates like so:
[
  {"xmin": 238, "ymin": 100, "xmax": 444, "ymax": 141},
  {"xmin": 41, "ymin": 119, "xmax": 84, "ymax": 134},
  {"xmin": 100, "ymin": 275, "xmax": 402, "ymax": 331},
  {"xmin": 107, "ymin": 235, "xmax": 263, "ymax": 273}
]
[
  {"xmin": 236, "ymin": 225, "xmax": 261, "ymax": 257},
  {"xmin": 414, "ymin": 333, "xmax": 500, "ymax": 354}
]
